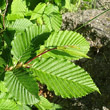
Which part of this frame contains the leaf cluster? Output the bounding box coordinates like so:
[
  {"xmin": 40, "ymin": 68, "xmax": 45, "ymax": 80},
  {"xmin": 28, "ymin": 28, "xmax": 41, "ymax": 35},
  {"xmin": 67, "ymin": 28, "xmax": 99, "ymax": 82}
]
[
  {"xmin": 0, "ymin": 0, "xmax": 99, "ymax": 110},
  {"xmin": 37, "ymin": 0, "xmax": 95, "ymax": 12}
]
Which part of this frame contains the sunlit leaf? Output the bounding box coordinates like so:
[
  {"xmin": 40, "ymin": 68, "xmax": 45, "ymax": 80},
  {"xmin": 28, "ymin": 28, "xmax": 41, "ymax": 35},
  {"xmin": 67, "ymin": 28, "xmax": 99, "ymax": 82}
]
[
  {"xmin": 7, "ymin": 0, "xmax": 28, "ymax": 20},
  {"xmin": 11, "ymin": 25, "xmax": 49, "ymax": 63},
  {"xmin": 31, "ymin": 58, "xmax": 99, "ymax": 98},
  {"xmin": 5, "ymin": 69, "xmax": 39, "ymax": 104},
  {"xmin": 41, "ymin": 31, "xmax": 90, "ymax": 60},
  {"xmin": 6, "ymin": 18, "xmax": 33, "ymax": 31},
  {"xmin": 35, "ymin": 96, "xmax": 62, "ymax": 110},
  {"xmin": 30, "ymin": 3, "xmax": 46, "ymax": 20},
  {"xmin": 0, "ymin": 99, "xmax": 19, "ymax": 110}
]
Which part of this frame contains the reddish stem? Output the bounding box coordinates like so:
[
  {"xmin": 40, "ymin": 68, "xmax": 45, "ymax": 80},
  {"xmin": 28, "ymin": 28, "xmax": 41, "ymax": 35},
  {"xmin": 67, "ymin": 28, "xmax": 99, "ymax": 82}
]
[{"xmin": 25, "ymin": 48, "xmax": 57, "ymax": 64}]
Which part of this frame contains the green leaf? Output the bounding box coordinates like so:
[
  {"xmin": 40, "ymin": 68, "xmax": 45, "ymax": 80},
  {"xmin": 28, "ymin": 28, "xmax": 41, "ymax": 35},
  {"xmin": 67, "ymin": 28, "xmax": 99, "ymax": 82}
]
[
  {"xmin": 5, "ymin": 69, "xmax": 39, "ymax": 104},
  {"xmin": 0, "ymin": 81, "xmax": 7, "ymax": 92},
  {"xmin": 0, "ymin": 23, "xmax": 2, "ymax": 29},
  {"xmin": 30, "ymin": 3, "xmax": 62, "ymax": 31},
  {"xmin": 62, "ymin": 47, "xmax": 90, "ymax": 59},
  {"xmin": 6, "ymin": 18, "xmax": 33, "ymax": 31},
  {"xmin": 45, "ymin": 31, "xmax": 89, "ymax": 53},
  {"xmin": 1, "ymin": 47, "xmax": 12, "ymax": 67},
  {"xmin": 54, "ymin": 0, "xmax": 62, "ymax": 7},
  {"xmin": 7, "ymin": 14, "xmax": 24, "ymax": 20},
  {"xmin": 30, "ymin": 3, "xmax": 46, "ymax": 20},
  {"xmin": 65, "ymin": 0, "xmax": 71, "ymax": 11},
  {"xmin": 41, "ymin": 31, "xmax": 90, "ymax": 60},
  {"xmin": 0, "ymin": 0, "xmax": 6, "ymax": 10},
  {"xmin": 0, "ymin": 42, "xmax": 1, "ymax": 52},
  {"xmin": 35, "ymin": 96, "xmax": 62, "ymax": 110},
  {"xmin": 0, "ymin": 57, "xmax": 6, "ymax": 68},
  {"xmin": 11, "ymin": 25, "xmax": 49, "ymax": 63},
  {"xmin": 31, "ymin": 58, "xmax": 99, "ymax": 98},
  {"xmin": 18, "ymin": 104, "xmax": 32, "ymax": 110},
  {"xmin": 11, "ymin": 0, "xmax": 28, "ymax": 14},
  {"xmin": 7, "ymin": 0, "xmax": 28, "ymax": 20},
  {"xmin": 43, "ymin": 4, "xmax": 62, "ymax": 31},
  {"xmin": 0, "ymin": 99, "xmax": 19, "ymax": 110},
  {"xmin": 65, "ymin": 0, "xmax": 80, "ymax": 11},
  {"xmin": 0, "ymin": 91, "xmax": 14, "ymax": 100},
  {"xmin": 25, "ymin": 10, "xmax": 33, "ymax": 16},
  {"xmin": 0, "ymin": 60, "xmax": 5, "ymax": 80},
  {"xmin": 0, "ymin": 16, "xmax": 2, "ymax": 29},
  {"xmin": 0, "ymin": 92, "xmax": 7, "ymax": 99}
]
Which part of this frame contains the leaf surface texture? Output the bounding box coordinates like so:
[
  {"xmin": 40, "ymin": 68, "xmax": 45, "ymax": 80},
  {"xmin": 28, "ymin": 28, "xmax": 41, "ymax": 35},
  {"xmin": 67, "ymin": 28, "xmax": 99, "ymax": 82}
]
[
  {"xmin": 31, "ymin": 58, "xmax": 99, "ymax": 98},
  {"xmin": 11, "ymin": 25, "xmax": 49, "ymax": 63},
  {"xmin": 5, "ymin": 69, "xmax": 39, "ymax": 104},
  {"xmin": 42, "ymin": 31, "xmax": 90, "ymax": 60},
  {"xmin": 0, "ymin": 99, "xmax": 19, "ymax": 110}
]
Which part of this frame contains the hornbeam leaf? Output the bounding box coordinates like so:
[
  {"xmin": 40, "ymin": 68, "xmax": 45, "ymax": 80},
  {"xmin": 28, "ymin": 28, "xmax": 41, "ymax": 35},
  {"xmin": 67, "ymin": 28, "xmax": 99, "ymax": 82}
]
[
  {"xmin": 7, "ymin": 14, "xmax": 24, "ymax": 20},
  {"xmin": 6, "ymin": 18, "xmax": 33, "ymax": 31},
  {"xmin": 45, "ymin": 31, "xmax": 89, "ymax": 53},
  {"xmin": 35, "ymin": 96, "xmax": 62, "ymax": 110},
  {"xmin": 30, "ymin": 3, "xmax": 62, "ymax": 31},
  {"xmin": 43, "ymin": 4, "xmax": 62, "ymax": 31},
  {"xmin": 0, "ymin": 81, "xmax": 7, "ymax": 92},
  {"xmin": 0, "ymin": 99, "xmax": 19, "ymax": 110},
  {"xmin": 5, "ymin": 69, "xmax": 39, "ymax": 104},
  {"xmin": 30, "ymin": 3, "xmax": 46, "ymax": 20},
  {"xmin": 11, "ymin": 0, "xmax": 28, "ymax": 14},
  {"xmin": 18, "ymin": 104, "xmax": 32, "ymax": 110},
  {"xmin": 31, "ymin": 58, "xmax": 99, "ymax": 98},
  {"xmin": 11, "ymin": 25, "xmax": 49, "ymax": 63},
  {"xmin": 7, "ymin": 0, "xmax": 28, "ymax": 20},
  {"xmin": 42, "ymin": 31, "xmax": 90, "ymax": 60},
  {"xmin": 63, "ymin": 47, "xmax": 90, "ymax": 59}
]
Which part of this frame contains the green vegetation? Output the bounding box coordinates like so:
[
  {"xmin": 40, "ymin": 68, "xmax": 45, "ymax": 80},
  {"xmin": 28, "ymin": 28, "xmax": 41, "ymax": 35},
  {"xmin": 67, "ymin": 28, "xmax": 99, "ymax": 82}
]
[
  {"xmin": 0, "ymin": 0, "xmax": 99, "ymax": 110},
  {"xmin": 42, "ymin": 0, "xmax": 96, "ymax": 12}
]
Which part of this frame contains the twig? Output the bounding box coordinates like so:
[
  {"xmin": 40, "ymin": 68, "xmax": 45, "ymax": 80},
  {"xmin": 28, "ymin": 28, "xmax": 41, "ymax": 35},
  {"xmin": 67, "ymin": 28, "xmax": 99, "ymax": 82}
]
[
  {"xmin": 25, "ymin": 48, "xmax": 57, "ymax": 64},
  {"xmin": 3, "ymin": 0, "xmax": 8, "ymax": 29}
]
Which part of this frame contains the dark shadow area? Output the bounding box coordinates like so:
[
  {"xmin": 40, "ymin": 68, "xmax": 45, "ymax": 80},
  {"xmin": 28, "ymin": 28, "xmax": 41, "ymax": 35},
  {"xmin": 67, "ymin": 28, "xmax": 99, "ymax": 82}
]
[{"xmin": 26, "ymin": 32, "xmax": 50, "ymax": 62}]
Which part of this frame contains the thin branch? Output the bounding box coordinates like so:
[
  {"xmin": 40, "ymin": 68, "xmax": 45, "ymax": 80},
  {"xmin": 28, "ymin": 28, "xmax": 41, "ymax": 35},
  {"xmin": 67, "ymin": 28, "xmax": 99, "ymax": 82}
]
[
  {"xmin": 3, "ymin": 0, "xmax": 8, "ymax": 29},
  {"xmin": 25, "ymin": 48, "xmax": 57, "ymax": 64}
]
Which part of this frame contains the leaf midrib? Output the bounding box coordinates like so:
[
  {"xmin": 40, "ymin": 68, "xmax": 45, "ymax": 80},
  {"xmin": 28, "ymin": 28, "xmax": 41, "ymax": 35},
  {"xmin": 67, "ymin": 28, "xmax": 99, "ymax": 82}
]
[{"xmin": 33, "ymin": 68, "xmax": 96, "ymax": 90}]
